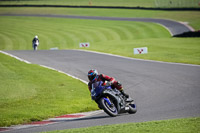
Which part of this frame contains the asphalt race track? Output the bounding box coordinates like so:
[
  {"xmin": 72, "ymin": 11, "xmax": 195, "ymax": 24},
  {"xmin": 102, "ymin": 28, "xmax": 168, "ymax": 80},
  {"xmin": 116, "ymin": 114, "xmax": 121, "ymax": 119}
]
[{"xmin": 3, "ymin": 50, "xmax": 200, "ymax": 133}]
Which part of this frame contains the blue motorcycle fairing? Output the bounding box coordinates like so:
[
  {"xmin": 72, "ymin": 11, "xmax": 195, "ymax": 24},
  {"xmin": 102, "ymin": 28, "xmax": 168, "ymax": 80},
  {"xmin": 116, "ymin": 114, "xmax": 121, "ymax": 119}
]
[
  {"xmin": 91, "ymin": 81, "xmax": 122, "ymax": 112},
  {"xmin": 91, "ymin": 81, "xmax": 112, "ymax": 100}
]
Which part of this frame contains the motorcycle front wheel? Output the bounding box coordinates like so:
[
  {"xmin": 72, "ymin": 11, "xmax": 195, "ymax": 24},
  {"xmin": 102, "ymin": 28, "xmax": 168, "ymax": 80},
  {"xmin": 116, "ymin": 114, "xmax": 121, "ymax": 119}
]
[{"xmin": 99, "ymin": 97, "xmax": 118, "ymax": 117}]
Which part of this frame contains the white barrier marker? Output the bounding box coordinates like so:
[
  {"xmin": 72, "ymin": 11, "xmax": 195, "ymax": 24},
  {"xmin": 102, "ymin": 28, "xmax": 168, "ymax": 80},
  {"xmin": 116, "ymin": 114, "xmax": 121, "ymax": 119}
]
[
  {"xmin": 134, "ymin": 47, "xmax": 148, "ymax": 55},
  {"xmin": 50, "ymin": 47, "xmax": 59, "ymax": 50},
  {"xmin": 80, "ymin": 42, "xmax": 90, "ymax": 48}
]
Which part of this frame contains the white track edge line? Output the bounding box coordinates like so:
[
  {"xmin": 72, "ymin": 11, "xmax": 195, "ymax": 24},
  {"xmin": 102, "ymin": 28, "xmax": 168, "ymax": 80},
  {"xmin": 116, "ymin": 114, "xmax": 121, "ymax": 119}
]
[
  {"xmin": 0, "ymin": 50, "xmax": 103, "ymax": 131},
  {"xmin": 73, "ymin": 49, "xmax": 200, "ymax": 67},
  {"xmin": 0, "ymin": 50, "xmax": 88, "ymax": 84},
  {"xmin": 0, "ymin": 51, "xmax": 101, "ymax": 113},
  {"xmin": 0, "ymin": 50, "xmax": 31, "ymax": 64}
]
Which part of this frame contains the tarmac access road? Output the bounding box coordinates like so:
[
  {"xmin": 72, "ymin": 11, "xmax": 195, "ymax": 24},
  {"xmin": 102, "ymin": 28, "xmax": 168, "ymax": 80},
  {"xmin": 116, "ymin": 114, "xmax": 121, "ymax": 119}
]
[
  {"xmin": 0, "ymin": 14, "xmax": 194, "ymax": 35},
  {"xmin": 3, "ymin": 49, "xmax": 200, "ymax": 133}
]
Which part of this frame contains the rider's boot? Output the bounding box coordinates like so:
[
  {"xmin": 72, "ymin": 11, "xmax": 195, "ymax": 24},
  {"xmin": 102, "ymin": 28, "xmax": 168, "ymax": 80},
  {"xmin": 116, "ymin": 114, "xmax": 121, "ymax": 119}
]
[
  {"xmin": 120, "ymin": 90, "xmax": 129, "ymax": 98},
  {"xmin": 121, "ymin": 90, "xmax": 134, "ymax": 102}
]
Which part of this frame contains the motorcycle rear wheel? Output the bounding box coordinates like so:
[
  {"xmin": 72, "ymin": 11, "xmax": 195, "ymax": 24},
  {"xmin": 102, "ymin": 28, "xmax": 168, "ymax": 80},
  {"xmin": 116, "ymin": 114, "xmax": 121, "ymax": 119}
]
[{"xmin": 99, "ymin": 97, "xmax": 118, "ymax": 117}]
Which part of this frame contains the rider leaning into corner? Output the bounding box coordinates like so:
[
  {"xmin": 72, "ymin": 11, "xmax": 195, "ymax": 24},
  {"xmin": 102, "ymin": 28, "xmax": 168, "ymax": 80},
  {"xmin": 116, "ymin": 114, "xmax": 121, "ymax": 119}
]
[{"xmin": 88, "ymin": 69, "xmax": 129, "ymax": 98}]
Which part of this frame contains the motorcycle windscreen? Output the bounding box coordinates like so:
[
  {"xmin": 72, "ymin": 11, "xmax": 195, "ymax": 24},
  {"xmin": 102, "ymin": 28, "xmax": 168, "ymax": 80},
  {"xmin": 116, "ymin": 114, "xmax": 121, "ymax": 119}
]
[
  {"xmin": 91, "ymin": 81, "xmax": 101, "ymax": 90},
  {"xmin": 91, "ymin": 81, "xmax": 104, "ymax": 95}
]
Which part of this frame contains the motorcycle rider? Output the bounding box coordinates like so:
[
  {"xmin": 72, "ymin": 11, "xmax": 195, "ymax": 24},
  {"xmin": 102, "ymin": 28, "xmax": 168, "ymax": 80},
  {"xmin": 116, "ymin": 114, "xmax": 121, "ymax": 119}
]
[
  {"xmin": 32, "ymin": 35, "xmax": 39, "ymax": 50},
  {"xmin": 88, "ymin": 69, "xmax": 129, "ymax": 98}
]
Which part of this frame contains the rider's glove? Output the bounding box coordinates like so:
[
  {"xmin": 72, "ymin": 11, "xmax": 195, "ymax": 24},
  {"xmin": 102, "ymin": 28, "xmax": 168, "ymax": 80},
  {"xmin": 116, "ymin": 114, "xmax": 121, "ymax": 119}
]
[
  {"xmin": 105, "ymin": 81, "xmax": 113, "ymax": 86},
  {"xmin": 117, "ymin": 81, "xmax": 122, "ymax": 86}
]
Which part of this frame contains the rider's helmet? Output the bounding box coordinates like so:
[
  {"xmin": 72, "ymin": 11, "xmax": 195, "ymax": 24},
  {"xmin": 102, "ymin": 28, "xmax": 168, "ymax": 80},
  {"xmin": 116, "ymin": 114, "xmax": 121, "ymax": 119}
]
[
  {"xmin": 35, "ymin": 35, "xmax": 38, "ymax": 39},
  {"xmin": 88, "ymin": 69, "xmax": 98, "ymax": 82}
]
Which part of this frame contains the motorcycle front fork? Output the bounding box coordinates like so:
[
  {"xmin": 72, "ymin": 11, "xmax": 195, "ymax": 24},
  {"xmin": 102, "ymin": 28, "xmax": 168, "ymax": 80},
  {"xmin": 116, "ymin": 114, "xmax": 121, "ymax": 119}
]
[{"xmin": 104, "ymin": 97, "xmax": 111, "ymax": 104}]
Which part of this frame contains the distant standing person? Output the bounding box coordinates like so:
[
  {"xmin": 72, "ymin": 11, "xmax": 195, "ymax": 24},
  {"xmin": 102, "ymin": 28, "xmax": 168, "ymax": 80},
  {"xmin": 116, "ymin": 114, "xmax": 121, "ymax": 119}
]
[{"xmin": 32, "ymin": 35, "xmax": 39, "ymax": 50}]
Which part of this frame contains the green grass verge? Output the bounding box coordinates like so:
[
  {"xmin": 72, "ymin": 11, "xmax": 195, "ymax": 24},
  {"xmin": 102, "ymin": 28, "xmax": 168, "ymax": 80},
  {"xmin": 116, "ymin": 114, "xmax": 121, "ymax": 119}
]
[
  {"xmin": 94, "ymin": 38, "xmax": 200, "ymax": 65},
  {"xmin": 44, "ymin": 117, "xmax": 200, "ymax": 133},
  {"xmin": 0, "ymin": 16, "xmax": 199, "ymax": 65},
  {"xmin": 0, "ymin": 53, "xmax": 98, "ymax": 127}
]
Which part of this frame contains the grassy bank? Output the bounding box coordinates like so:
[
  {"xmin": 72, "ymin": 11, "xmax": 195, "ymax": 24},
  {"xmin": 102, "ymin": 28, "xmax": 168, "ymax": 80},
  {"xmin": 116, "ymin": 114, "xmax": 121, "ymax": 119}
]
[
  {"xmin": 0, "ymin": 16, "xmax": 199, "ymax": 65},
  {"xmin": 0, "ymin": 16, "xmax": 170, "ymax": 50},
  {"xmin": 0, "ymin": 53, "xmax": 98, "ymax": 127},
  {"xmin": 45, "ymin": 117, "xmax": 200, "ymax": 133}
]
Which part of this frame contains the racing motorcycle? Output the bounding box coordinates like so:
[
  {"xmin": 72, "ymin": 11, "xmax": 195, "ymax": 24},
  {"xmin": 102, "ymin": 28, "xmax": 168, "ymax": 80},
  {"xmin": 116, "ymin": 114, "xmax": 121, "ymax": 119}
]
[
  {"xmin": 33, "ymin": 40, "xmax": 39, "ymax": 50},
  {"xmin": 91, "ymin": 81, "xmax": 137, "ymax": 117}
]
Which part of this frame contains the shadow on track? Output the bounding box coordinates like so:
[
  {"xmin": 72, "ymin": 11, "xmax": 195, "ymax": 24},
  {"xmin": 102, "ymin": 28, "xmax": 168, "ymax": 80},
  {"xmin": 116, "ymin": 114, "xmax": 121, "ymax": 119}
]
[{"xmin": 50, "ymin": 115, "xmax": 111, "ymax": 123}]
